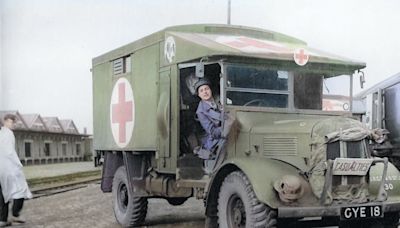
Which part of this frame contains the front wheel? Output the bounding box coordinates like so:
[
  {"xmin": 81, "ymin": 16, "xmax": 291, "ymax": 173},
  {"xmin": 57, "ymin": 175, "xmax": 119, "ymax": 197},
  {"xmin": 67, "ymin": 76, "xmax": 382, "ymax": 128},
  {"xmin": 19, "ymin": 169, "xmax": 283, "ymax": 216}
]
[
  {"xmin": 112, "ymin": 166, "xmax": 148, "ymax": 227},
  {"xmin": 217, "ymin": 171, "xmax": 277, "ymax": 228}
]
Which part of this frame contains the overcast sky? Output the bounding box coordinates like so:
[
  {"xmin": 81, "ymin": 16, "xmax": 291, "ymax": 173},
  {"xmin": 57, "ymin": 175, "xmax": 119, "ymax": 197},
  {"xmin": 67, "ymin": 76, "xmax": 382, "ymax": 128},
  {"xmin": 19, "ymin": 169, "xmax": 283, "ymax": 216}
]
[{"xmin": 1, "ymin": 0, "xmax": 400, "ymax": 133}]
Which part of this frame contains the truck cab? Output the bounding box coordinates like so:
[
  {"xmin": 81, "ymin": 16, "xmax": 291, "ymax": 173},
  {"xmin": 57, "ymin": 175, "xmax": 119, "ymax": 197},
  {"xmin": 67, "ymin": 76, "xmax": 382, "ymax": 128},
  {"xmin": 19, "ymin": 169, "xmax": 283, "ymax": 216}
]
[{"xmin": 92, "ymin": 24, "xmax": 400, "ymax": 227}]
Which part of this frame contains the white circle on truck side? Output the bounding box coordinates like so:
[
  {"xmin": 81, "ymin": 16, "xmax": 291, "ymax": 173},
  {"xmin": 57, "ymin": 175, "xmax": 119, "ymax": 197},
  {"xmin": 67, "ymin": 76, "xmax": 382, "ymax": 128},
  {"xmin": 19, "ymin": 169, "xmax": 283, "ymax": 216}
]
[
  {"xmin": 110, "ymin": 77, "xmax": 135, "ymax": 148},
  {"xmin": 164, "ymin": 36, "xmax": 176, "ymax": 63}
]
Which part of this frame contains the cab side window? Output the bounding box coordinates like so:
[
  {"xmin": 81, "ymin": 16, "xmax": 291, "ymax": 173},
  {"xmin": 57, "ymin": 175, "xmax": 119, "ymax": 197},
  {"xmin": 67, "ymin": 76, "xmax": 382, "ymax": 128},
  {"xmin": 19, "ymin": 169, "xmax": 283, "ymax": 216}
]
[{"xmin": 226, "ymin": 64, "xmax": 289, "ymax": 108}]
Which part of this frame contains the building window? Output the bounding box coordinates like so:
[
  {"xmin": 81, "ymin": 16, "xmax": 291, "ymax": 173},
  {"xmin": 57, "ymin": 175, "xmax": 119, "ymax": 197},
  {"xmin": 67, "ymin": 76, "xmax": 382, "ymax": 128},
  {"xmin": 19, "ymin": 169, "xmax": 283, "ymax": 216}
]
[
  {"xmin": 113, "ymin": 55, "xmax": 131, "ymax": 75},
  {"xmin": 24, "ymin": 142, "xmax": 31, "ymax": 158},
  {"xmin": 44, "ymin": 143, "xmax": 51, "ymax": 157},
  {"xmin": 62, "ymin": 143, "xmax": 67, "ymax": 156},
  {"xmin": 76, "ymin": 143, "xmax": 81, "ymax": 156}
]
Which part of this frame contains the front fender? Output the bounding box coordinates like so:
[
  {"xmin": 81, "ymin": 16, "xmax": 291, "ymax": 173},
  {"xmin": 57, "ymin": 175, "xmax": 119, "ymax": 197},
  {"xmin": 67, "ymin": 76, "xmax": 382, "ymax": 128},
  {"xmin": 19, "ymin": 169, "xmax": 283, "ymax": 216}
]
[
  {"xmin": 222, "ymin": 157, "xmax": 313, "ymax": 208},
  {"xmin": 370, "ymin": 161, "xmax": 400, "ymax": 201}
]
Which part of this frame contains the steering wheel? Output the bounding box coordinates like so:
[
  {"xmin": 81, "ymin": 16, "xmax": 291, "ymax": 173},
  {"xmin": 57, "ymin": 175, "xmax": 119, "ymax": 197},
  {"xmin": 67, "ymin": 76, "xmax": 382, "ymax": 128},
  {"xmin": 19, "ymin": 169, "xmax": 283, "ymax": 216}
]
[{"xmin": 243, "ymin": 99, "xmax": 268, "ymax": 107}]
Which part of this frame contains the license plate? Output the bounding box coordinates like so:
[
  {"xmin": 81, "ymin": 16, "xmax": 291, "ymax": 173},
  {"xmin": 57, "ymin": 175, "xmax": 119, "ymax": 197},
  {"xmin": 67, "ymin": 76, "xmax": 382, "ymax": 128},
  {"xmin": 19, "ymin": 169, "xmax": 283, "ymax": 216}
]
[{"xmin": 340, "ymin": 205, "xmax": 383, "ymax": 220}]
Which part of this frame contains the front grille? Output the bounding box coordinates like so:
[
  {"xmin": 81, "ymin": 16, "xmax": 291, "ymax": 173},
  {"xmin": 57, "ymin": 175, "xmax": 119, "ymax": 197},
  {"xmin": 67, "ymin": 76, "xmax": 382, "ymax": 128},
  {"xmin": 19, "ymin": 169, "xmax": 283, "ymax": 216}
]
[
  {"xmin": 327, "ymin": 141, "xmax": 340, "ymax": 160},
  {"xmin": 347, "ymin": 176, "xmax": 363, "ymax": 185},
  {"xmin": 326, "ymin": 141, "xmax": 365, "ymax": 159},
  {"xmin": 327, "ymin": 140, "xmax": 367, "ymax": 186},
  {"xmin": 347, "ymin": 141, "xmax": 366, "ymax": 158}
]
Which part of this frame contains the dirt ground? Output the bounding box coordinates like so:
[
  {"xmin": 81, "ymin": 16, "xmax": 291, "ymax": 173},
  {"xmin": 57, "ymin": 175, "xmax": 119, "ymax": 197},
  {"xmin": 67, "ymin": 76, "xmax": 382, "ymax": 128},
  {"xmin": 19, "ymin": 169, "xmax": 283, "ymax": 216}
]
[
  {"xmin": 15, "ymin": 183, "xmax": 205, "ymax": 228},
  {"xmin": 9, "ymin": 183, "xmax": 395, "ymax": 228}
]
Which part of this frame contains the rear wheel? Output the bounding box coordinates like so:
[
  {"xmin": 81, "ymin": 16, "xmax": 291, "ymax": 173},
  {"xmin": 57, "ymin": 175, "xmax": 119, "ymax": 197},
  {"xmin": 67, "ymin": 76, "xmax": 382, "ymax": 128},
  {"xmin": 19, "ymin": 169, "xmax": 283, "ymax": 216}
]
[
  {"xmin": 112, "ymin": 166, "xmax": 148, "ymax": 227},
  {"xmin": 217, "ymin": 171, "xmax": 277, "ymax": 228}
]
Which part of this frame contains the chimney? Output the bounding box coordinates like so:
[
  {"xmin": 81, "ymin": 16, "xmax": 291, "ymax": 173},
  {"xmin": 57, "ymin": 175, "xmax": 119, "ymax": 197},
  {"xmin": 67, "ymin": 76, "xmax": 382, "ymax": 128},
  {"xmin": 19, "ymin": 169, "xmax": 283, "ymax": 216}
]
[{"xmin": 84, "ymin": 127, "xmax": 87, "ymax": 135}]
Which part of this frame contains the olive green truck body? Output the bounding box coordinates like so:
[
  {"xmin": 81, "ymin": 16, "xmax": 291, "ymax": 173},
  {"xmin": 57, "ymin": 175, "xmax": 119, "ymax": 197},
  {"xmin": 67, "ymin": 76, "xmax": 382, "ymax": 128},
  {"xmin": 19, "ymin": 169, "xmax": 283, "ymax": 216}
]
[{"xmin": 92, "ymin": 24, "xmax": 400, "ymax": 227}]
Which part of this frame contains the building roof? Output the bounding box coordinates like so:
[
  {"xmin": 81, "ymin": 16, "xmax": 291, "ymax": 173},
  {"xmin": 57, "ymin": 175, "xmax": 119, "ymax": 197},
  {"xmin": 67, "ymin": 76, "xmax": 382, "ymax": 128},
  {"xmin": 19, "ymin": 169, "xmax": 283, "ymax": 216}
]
[
  {"xmin": 59, "ymin": 119, "xmax": 79, "ymax": 134},
  {"xmin": 42, "ymin": 117, "xmax": 64, "ymax": 133},
  {"xmin": 21, "ymin": 114, "xmax": 48, "ymax": 131},
  {"xmin": 0, "ymin": 110, "xmax": 84, "ymax": 136},
  {"xmin": 22, "ymin": 114, "xmax": 39, "ymax": 127}
]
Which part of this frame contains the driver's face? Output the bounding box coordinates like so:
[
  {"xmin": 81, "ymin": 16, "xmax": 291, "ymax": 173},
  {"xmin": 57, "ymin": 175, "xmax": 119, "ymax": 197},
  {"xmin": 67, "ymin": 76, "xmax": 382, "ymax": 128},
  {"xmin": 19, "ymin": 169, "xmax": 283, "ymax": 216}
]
[{"xmin": 198, "ymin": 85, "xmax": 212, "ymax": 101}]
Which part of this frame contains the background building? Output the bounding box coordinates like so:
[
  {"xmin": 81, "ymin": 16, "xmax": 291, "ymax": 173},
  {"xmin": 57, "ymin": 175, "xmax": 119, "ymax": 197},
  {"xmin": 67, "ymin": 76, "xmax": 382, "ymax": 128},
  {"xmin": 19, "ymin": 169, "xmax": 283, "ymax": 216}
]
[{"xmin": 0, "ymin": 110, "xmax": 92, "ymax": 165}]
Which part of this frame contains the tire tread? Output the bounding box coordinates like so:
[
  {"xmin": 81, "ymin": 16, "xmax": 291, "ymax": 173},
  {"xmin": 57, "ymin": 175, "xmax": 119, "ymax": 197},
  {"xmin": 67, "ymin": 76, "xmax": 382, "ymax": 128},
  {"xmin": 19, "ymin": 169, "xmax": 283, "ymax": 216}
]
[
  {"xmin": 112, "ymin": 166, "xmax": 148, "ymax": 227},
  {"xmin": 217, "ymin": 171, "xmax": 277, "ymax": 228}
]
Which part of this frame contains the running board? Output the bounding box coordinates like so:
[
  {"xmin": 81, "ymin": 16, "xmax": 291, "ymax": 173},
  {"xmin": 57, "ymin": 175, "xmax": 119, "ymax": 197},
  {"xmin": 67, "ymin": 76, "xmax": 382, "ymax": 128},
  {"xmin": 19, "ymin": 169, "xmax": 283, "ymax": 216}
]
[{"xmin": 176, "ymin": 176, "xmax": 209, "ymax": 188}]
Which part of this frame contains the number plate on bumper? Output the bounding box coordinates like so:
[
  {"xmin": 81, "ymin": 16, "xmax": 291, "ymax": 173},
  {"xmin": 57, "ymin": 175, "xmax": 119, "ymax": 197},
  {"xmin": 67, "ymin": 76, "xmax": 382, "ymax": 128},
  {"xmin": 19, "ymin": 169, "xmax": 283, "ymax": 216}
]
[{"xmin": 340, "ymin": 205, "xmax": 383, "ymax": 220}]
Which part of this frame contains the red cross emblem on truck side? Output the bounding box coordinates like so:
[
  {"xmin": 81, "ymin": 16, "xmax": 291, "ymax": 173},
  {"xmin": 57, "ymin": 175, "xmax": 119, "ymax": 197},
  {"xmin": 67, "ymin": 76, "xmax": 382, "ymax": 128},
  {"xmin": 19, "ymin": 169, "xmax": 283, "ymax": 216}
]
[{"xmin": 110, "ymin": 78, "xmax": 135, "ymax": 148}]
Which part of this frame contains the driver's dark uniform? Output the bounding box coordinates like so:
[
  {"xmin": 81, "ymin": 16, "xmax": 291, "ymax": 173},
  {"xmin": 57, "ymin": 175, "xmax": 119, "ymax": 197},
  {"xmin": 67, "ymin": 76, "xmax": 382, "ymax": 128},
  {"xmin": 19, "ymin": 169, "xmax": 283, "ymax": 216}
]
[{"xmin": 196, "ymin": 99, "xmax": 222, "ymax": 153}]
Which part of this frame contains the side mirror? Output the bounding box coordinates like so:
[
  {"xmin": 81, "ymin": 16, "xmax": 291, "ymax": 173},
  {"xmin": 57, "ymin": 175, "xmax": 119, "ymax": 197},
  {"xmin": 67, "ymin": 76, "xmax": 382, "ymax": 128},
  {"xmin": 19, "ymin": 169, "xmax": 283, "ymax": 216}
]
[
  {"xmin": 195, "ymin": 63, "xmax": 204, "ymax": 78},
  {"xmin": 359, "ymin": 70, "xmax": 365, "ymax": 89}
]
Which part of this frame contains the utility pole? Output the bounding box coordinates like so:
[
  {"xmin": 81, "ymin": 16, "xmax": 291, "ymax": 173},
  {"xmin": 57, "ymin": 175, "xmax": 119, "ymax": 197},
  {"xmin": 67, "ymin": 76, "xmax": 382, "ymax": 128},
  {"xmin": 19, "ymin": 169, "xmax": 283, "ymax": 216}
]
[{"xmin": 227, "ymin": 0, "xmax": 231, "ymax": 25}]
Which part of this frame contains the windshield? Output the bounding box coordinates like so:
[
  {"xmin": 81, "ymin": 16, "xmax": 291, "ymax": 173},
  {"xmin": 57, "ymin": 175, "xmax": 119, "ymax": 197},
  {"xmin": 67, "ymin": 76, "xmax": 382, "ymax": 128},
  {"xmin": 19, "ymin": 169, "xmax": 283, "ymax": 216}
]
[
  {"xmin": 225, "ymin": 64, "xmax": 351, "ymax": 111},
  {"xmin": 322, "ymin": 75, "xmax": 351, "ymax": 111}
]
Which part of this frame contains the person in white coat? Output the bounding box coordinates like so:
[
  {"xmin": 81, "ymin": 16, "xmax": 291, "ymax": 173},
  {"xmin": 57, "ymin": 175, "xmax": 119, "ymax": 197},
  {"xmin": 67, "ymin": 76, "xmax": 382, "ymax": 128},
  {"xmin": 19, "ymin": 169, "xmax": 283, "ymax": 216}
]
[{"xmin": 0, "ymin": 114, "xmax": 32, "ymax": 226}]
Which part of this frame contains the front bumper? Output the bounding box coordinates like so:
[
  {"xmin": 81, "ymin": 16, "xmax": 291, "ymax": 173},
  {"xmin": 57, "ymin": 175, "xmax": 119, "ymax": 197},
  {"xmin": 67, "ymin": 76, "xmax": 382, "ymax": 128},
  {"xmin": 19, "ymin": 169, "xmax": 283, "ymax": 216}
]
[{"xmin": 278, "ymin": 201, "xmax": 400, "ymax": 218}]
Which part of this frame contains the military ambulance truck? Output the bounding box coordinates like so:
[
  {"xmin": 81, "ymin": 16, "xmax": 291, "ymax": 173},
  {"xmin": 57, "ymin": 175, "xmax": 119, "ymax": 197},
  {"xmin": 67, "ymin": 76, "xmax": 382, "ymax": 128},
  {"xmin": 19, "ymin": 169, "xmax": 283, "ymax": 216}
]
[{"xmin": 92, "ymin": 24, "xmax": 400, "ymax": 227}]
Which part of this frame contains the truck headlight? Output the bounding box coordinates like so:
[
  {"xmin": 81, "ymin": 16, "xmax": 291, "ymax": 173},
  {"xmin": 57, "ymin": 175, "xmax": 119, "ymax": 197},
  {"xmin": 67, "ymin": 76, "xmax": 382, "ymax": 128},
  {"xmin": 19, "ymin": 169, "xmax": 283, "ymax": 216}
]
[{"xmin": 273, "ymin": 175, "xmax": 304, "ymax": 203}]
